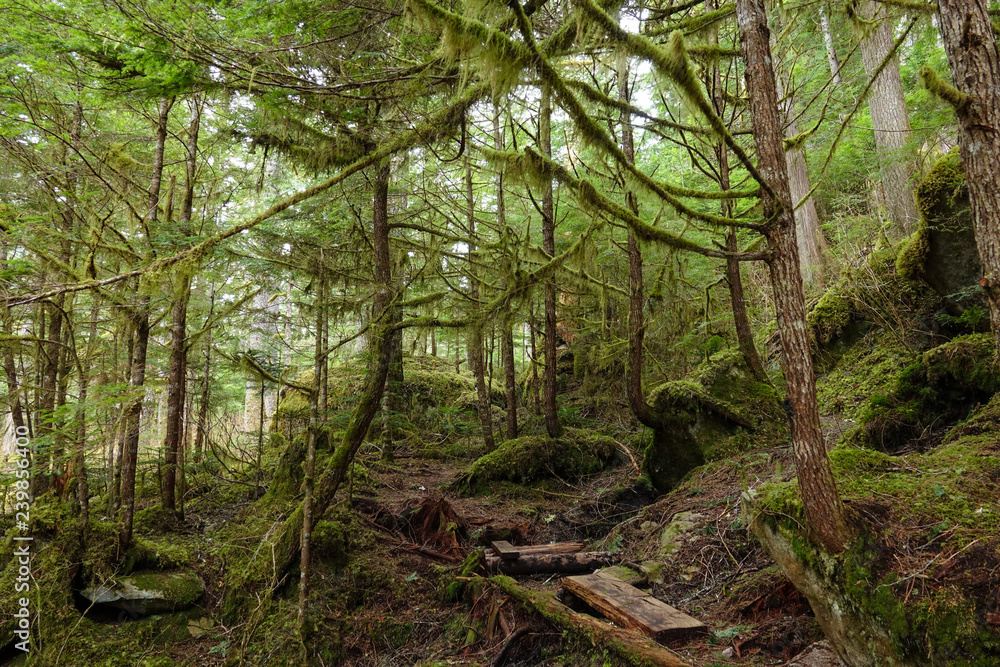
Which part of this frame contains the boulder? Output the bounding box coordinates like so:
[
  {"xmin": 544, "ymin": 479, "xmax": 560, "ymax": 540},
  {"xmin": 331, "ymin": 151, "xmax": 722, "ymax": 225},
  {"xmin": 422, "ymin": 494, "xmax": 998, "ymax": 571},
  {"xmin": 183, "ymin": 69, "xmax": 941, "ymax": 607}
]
[
  {"xmin": 643, "ymin": 349, "xmax": 785, "ymax": 493},
  {"xmin": 897, "ymin": 149, "xmax": 984, "ymax": 316},
  {"xmin": 81, "ymin": 570, "xmax": 204, "ymax": 617}
]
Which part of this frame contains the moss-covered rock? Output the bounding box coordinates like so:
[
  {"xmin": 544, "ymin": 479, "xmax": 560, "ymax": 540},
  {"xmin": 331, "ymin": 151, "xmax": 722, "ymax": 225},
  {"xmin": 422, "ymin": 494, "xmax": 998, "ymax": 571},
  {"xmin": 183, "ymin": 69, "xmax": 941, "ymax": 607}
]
[
  {"xmin": 453, "ymin": 427, "xmax": 618, "ymax": 493},
  {"xmin": 907, "ymin": 149, "xmax": 982, "ymax": 316},
  {"xmin": 643, "ymin": 349, "xmax": 786, "ymax": 493},
  {"xmin": 852, "ymin": 334, "xmax": 999, "ymax": 452},
  {"xmin": 80, "ymin": 570, "xmax": 204, "ymax": 617}
]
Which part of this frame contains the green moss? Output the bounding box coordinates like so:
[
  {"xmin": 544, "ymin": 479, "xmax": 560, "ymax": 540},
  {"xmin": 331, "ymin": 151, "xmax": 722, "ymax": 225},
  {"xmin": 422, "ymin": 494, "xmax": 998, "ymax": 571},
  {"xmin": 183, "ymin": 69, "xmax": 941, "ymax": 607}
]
[
  {"xmin": 808, "ymin": 291, "xmax": 853, "ymax": 346},
  {"xmin": 818, "ymin": 339, "xmax": 915, "ymax": 420},
  {"xmin": 895, "ymin": 228, "xmax": 930, "ymax": 282},
  {"xmin": 453, "ymin": 427, "xmax": 618, "ymax": 493},
  {"xmin": 851, "ymin": 334, "xmax": 999, "ymax": 451},
  {"xmin": 643, "ymin": 349, "xmax": 786, "ymax": 492},
  {"xmin": 753, "ymin": 408, "xmax": 1000, "ymax": 663}
]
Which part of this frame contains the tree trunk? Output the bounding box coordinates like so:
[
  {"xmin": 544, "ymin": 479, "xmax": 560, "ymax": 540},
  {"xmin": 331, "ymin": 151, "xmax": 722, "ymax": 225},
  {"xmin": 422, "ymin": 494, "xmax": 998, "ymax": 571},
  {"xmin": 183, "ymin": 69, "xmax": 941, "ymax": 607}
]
[
  {"xmin": 193, "ymin": 285, "xmax": 214, "ymax": 465},
  {"xmin": 529, "ymin": 299, "xmax": 540, "ymax": 414},
  {"xmin": 119, "ymin": 305, "xmax": 150, "ymax": 552},
  {"xmin": 618, "ymin": 51, "xmax": 660, "ymax": 429},
  {"xmin": 935, "ymin": 0, "xmax": 1000, "ymax": 348},
  {"xmin": 494, "ymin": 109, "xmax": 518, "ymax": 441},
  {"xmin": 709, "ymin": 0, "xmax": 768, "ymax": 382},
  {"xmin": 819, "ymin": 6, "xmax": 842, "ymax": 85},
  {"xmin": 160, "ymin": 277, "xmax": 190, "ymax": 513},
  {"xmin": 540, "ymin": 84, "xmax": 563, "ymax": 439},
  {"xmin": 778, "ymin": 89, "xmax": 826, "ymax": 285},
  {"xmin": 75, "ymin": 299, "xmax": 100, "ymax": 524},
  {"xmin": 298, "ymin": 249, "xmax": 325, "ymax": 657},
  {"xmin": 466, "ymin": 154, "xmax": 496, "ymax": 451},
  {"xmin": 736, "ymin": 0, "xmax": 850, "ymax": 553},
  {"xmin": 860, "ymin": 1, "xmax": 919, "ymax": 232},
  {"xmin": 120, "ymin": 96, "xmax": 171, "ymax": 552}
]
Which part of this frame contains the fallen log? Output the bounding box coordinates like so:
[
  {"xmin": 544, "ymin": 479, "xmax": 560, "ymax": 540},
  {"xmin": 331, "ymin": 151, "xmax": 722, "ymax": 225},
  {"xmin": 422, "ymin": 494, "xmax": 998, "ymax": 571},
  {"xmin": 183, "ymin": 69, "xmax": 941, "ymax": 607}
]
[
  {"xmin": 492, "ymin": 575, "xmax": 691, "ymax": 667},
  {"xmin": 485, "ymin": 551, "xmax": 611, "ymax": 575}
]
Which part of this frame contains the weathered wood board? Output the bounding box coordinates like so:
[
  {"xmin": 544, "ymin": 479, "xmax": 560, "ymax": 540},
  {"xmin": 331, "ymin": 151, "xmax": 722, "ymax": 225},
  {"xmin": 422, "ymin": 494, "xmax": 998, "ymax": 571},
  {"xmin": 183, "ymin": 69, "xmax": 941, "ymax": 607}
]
[
  {"xmin": 485, "ymin": 551, "xmax": 611, "ymax": 575},
  {"xmin": 491, "ymin": 540, "xmax": 520, "ymax": 560},
  {"xmin": 490, "ymin": 541, "xmax": 585, "ymax": 559},
  {"xmin": 562, "ymin": 572, "xmax": 707, "ymax": 642}
]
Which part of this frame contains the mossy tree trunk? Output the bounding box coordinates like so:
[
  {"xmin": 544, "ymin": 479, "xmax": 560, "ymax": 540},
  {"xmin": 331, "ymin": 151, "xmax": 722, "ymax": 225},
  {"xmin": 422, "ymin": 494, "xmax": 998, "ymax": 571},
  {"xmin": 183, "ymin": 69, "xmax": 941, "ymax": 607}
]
[
  {"xmin": 162, "ymin": 99, "xmax": 200, "ymax": 514},
  {"xmin": 935, "ymin": 0, "xmax": 1000, "ymax": 349},
  {"xmin": 495, "ymin": 108, "xmax": 518, "ymax": 441},
  {"xmin": 736, "ymin": 0, "xmax": 850, "ymax": 553},
  {"xmin": 860, "ymin": 0, "xmax": 919, "ymax": 233},
  {"xmin": 466, "ymin": 153, "xmax": 495, "ymax": 450},
  {"xmin": 259, "ymin": 158, "xmax": 395, "ymax": 614},
  {"xmin": 540, "ymin": 83, "xmax": 563, "ymax": 439},
  {"xmin": 192, "ymin": 284, "xmax": 214, "ymax": 465}
]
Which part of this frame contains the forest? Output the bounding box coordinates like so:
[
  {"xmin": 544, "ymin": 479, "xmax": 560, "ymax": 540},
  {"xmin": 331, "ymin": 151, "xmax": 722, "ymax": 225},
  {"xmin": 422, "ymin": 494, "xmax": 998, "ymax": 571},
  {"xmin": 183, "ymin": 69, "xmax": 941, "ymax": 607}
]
[{"xmin": 0, "ymin": 0, "xmax": 999, "ymax": 664}]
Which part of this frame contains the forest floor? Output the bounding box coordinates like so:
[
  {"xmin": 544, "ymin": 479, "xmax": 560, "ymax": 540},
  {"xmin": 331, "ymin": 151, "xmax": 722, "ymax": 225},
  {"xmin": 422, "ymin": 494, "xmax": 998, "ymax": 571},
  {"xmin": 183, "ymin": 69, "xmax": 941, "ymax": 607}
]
[{"xmin": 289, "ymin": 433, "xmax": 841, "ymax": 667}]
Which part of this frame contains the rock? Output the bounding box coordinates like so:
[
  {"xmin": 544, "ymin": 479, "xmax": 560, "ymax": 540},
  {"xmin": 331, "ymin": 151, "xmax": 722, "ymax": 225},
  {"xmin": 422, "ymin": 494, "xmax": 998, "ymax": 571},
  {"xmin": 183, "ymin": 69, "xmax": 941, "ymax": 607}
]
[
  {"xmin": 81, "ymin": 570, "xmax": 204, "ymax": 617},
  {"xmin": 786, "ymin": 640, "xmax": 845, "ymax": 666},
  {"xmin": 658, "ymin": 512, "xmax": 703, "ymax": 558},
  {"xmin": 643, "ymin": 349, "xmax": 786, "ymax": 493},
  {"xmin": 899, "ymin": 148, "xmax": 984, "ymax": 316}
]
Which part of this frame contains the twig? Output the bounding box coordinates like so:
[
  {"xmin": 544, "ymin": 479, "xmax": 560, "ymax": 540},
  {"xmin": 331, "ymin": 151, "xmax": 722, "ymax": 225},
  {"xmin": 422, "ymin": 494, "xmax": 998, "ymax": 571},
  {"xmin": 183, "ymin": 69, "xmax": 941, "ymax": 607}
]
[
  {"xmin": 613, "ymin": 439, "xmax": 641, "ymax": 475},
  {"xmin": 490, "ymin": 626, "xmax": 529, "ymax": 667}
]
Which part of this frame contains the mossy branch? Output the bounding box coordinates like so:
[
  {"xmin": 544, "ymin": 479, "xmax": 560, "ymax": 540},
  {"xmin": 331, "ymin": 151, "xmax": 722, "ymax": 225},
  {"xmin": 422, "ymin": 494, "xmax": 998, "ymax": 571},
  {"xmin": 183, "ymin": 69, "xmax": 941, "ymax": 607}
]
[
  {"xmin": 8, "ymin": 83, "xmax": 488, "ymax": 308},
  {"xmin": 483, "ymin": 145, "xmax": 770, "ymax": 261},
  {"xmin": 919, "ymin": 66, "xmax": 971, "ymax": 111},
  {"xmin": 573, "ymin": 0, "xmax": 773, "ymax": 199},
  {"xmin": 238, "ymin": 352, "xmax": 313, "ymax": 393}
]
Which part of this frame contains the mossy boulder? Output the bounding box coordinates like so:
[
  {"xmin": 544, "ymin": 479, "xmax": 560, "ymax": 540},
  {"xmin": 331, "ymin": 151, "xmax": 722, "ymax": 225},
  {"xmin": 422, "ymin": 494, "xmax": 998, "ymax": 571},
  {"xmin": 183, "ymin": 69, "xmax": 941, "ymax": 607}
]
[
  {"xmin": 643, "ymin": 349, "xmax": 786, "ymax": 493},
  {"xmin": 453, "ymin": 427, "xmax": 618, "ymax": 492},
  {"xmin": 80, "ymin": 570, "xmax": 205, "ymax": 617},
  {"xmin": 898, "ymin": 148, "xmax": 983, "ymax": 316},
  {"xmin": 852, "ymin": 334, "xmax": 999, "ymax": 452}
]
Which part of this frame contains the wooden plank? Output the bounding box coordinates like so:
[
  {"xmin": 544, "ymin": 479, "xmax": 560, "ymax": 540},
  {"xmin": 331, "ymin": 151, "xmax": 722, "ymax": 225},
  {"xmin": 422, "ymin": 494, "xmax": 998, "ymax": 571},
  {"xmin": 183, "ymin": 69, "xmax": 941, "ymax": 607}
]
[
  {"xmin": 562, "ymin": 572, "xmax": 706, "ymax": 642},
  {"xmin": 485, "ymin": 551, "xmax": 612, "ymax": 575},
  {"xmin": 494, "ymin": 575, "xmax": 692, "ymax": 667},
  {"xmin": 517, "ymin": 541, "xmax": 584, "ymax": 556},
  {"xmin": 491, "ymin": 540, "xmax": 520, "ymax": 560}
]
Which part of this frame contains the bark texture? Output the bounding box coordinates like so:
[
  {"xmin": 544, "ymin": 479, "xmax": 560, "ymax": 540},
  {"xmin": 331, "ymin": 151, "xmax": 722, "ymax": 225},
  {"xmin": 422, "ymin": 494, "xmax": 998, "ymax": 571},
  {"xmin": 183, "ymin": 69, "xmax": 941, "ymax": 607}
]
[
  {"xmin": 860, "ymin": 1, "xmax": 919, "ymax": 232},
  {"xmin": 736, "ymin": 0, "xmax": 850, "ymax": 553},
  {"xmin": 936, "ymin": 0, "xmax": 1000, "ymax": 348}
]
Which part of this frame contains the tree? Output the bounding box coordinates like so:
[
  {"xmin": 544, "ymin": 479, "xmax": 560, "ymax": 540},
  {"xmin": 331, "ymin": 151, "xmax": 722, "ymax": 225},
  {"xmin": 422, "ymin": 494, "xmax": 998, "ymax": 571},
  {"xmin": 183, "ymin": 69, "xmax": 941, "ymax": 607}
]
[
  {"xmin": 735, "ymin": 0, "xmax": 850, "ymax": 552},
  {"xmin": 856, "ymin": 0, "xmax": 920, "ymax": 232},
  {"xmin": 930, "ymin": 0, "xmax": 1000, "ymax": 347}
]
